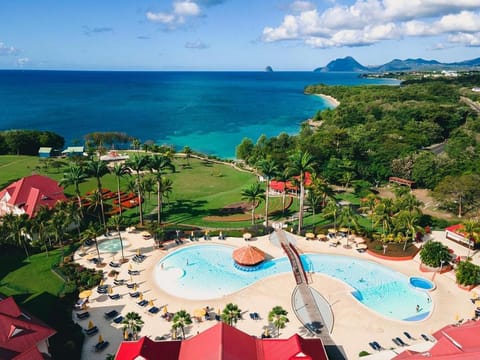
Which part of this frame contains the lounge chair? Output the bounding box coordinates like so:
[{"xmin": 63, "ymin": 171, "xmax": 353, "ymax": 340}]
[
  {"xmin": 126, "ymin": 283, "xmax": 136, "ymax": 289},
  {"xmin": 148, "ymin": 306, "xmax": 160, "ymax": 314},
  {"xmin": 104, "ymin": 310, "xmax": 119, "ymax": 319},
  {"xmin": 368, "ymin": 342, "xmax": 378, "ymax": 351},
  {"xmin": 137, "ymin": 300, "xmax": 148, "ymax": 307},
  {"xmin": 76, "ymin": 311, "xmax": 90, "ymax": 320},
  {"xmin": 94, "ymin": 341, "xmax": 109, "ymax": 352},
  {"xmin": 113, "ymin": 279, "xmax": 125, "ymax": 286},
  {"xmin": 84, "ymin": 326, "xmax": 99, "ymax": 336},
  {"xmin": 421, "ymin": 334, "xmax": 430, "ymax": 341},
  {"xmin": 129, "ymin": 292, "xmax": 140, "ymax": 298},
  {"xmin": 113, "ymin": 316, "xmax": 124, "ymax": 324},
  {"xmin": 396, "ymin": 337, "xmax": 408, "ymax": 346},
  {"xmin": 109, "ymin": 261, "xmax": 121, "ymax": 268},
  {"xmin": 372, "ymin": 341, "xmax": 382, "ymax": 350},
  {"xmin": 403, "ymin": 332, "xmax": 414, "ymax": 340},
  {"xmin": 392, "ymin": 338, "xmax": 401, "ymax": 346},
  {"xmin": 109, "ymin": 294, "xmax": 120, "ymax": 300},
  {"xmin": 128, "ymin": 270, "xmax": 140, "ymax": 276}
]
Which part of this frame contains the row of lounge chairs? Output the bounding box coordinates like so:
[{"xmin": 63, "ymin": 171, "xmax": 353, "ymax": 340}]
[{"xmin": 369, "ymin": 332, "xmax": 435, "ymax": 351}]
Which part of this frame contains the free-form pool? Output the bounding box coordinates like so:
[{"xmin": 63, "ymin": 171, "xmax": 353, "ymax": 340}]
[
  {"xmin": 155, "ymin": 244, "xmax": 432, "ymax": 321},
  {"xmin": 98, "ymin": 238, "xmax": 130, "ymax": 253}
]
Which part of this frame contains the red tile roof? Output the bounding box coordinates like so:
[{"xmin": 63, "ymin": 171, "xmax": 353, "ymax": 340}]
[
  {"xmin": 270, "ymin": 172, "xmax": 312, "ymax": 193},
  {"xmin": 115, "ymin": 322, "xmax": 328, "ymax": 360},
  {"xmin": 0, "ymin": 297, "xmax": 56, "ymax": 360},
  {"xmin": 0, "ymin": 175, "xmax": 66, "ymax": 217},
  {"xmin": 393, "ymin": 320, "xmax": 480, "ymax": 359}
]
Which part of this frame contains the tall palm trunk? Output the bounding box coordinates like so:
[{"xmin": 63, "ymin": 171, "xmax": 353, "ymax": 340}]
[{"xmin": 298, "ymin": 175, "xmax": 305, "ymax": 233}]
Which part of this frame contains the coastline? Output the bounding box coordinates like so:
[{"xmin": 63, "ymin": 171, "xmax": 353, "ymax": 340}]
[{"xmin": 314, "ymin": 93, "xmax": 340, "ymax": 108}]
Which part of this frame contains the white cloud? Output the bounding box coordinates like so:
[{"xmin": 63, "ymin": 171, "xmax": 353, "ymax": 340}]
[
  {"xmin": 0, "ymin": 42, "xmax": 19, "ymax": 56},
  {"xmin": 185, "ymin": 39, "xmax": 209, "ymax": 49},
  {"xmin": 262, "ymin": 0, "xmax": 480, "ymax": 49},
  {"xmin": 146, "ymin": 1, "xmax": 202, "ymax": 28},
  {"xmin": 16, "ymin": 57, "xmax": 29, "ymax": 66}
]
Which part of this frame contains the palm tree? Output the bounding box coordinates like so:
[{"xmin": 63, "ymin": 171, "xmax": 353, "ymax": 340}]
[
  {"xmin": 87, "ymin": 189, "xmax": 105, "ymax": 226},
  {"xmin": 62, "ymin": 200, "xmax": 83, "ymax": 240},
  {"xmin": 306, "ymin": 190, "xmax": 322, "ymax": 227},
  {"xmin": 395, "ymin": 210, "xmax": 420, "ymax": 251},
  {"xmin": 241, "ymin": 183, "xmax": 265, "ymax": 225},
  {"xmin": 338, "ymin": 204, "xmax": 359, "ymax": 235},
  {"xmin": 359, "ymin": 193, "xmax": 378, "ymax": 230},
  {"xmin": 126, "ymin": 153, "xmax": 148, "ymax": 225},
  {"xmin": 3, "ymin": 213, "xmax": 31, "ymax": 260},
  {"xmin": 83, "ymin": 222, "xmax": 103, "ymax": 263},
  {"xmin": 275, "ymin": 170, "xmax": 291, "ymax": 215},
  {"xmin": 182, "ymin": 146, "xmax": 192, "ymax": 166},
  {"xmin": 398, "ymin": 193, "xmax": 423, "ymax": 214},
  {"xmin": 221, "ymin": 303, "xmax": 242, "ymax": 326},
  {"xmin": 373, "ymin": 201, "xmax": 393, "ymax": 241},
  {"xmin": 172, "ymin": 310, "xmax": 192, "ymax": 339},
  {"xmin": 49, "ymin": 206, "xmax": 68, "ymax": 258},
  {"xmin": 268, "ymin": 306, "xmax": 289, "ymax": 337},
  {"xmin": 31, "ymin": 206, "xmax": 53, "ymax": 257},
  {"xmin": 60, "ymin": 163, "xmax": 87, "ymax": 213},
  {"xmin": 322, "ymin": 199, "xmax": 339, "ymax": 231},
  {"xmin": 148, "ymin": 154, "xmax": 175, "ymax": 224},
  {"xmin": 141, "ymin": 175, "xmax": 155, "ymax": 210},
  {"xmin": 287, "ymin": 150, "xmax": 315, "ymax": 233},
  {"xmin": 86, "ymin": 159, "xmax": 109, "ymax": 231},
  {"xmin": 312, "ymin": 176, "xmax": 335, "ymax": 208},
  {"xmin": 122, "ymin": 312, "xmax": 144, "ymax": 340},
  {"xmin": 257, "ymin": 158, "xmax": 278, "ymax": 228},
  {"xmin": 462, "ymin": 219, "xmax": 480, "ymax": 253},
  {"xmin": 110, "ymin": 162, "xmax": 131, "ymax": 217},
  {"xmin": 108, "ymin": 215, "xmax": 125, "ymax": 262}
]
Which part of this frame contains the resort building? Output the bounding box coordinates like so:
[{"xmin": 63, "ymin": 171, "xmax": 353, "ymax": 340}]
[
  {"xmin": 61, "ymin": 146, "xmax": 85, "ymax": 157},
  {"xmin": 269, "ymin": 172, "xmax": 312, "ymax": 196},
  {"xmin": 0, "ymin": 175, "xmax": 67, "ymax": 218},
  {"xmin": 0, "ymin": 296, "xmax": 56, "ymax": 359},
  {"xmin": 115, "ymin": 322, "xmax": 328, "ymax": 360},
  {"xmin": 38, "ymin": 147, "xmax": 53, "ymax": 158},
  {"xmin": 445, "ymin": 224, "xmax": 476, "ymax": 248}
]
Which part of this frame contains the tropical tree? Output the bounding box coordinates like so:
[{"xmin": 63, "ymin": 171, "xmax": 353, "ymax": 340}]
[
  {"xmin": 462, "ymin": 219, "xmax": 480, "ymax": 251},
  {"xmin": 306, "ymin": 190, "xmax": 322, "ymax": 227},
  {"xmin": 83, "ymin": 222, "xmax": 103, "ymax": 264},
  {"xmin": 372, "ymin": 201, "xmax": 393, "ymax": 241},
  {"xmin": 311, "ymin": 176, "xmax": 335, "ymax": 208},
  {"xmin": 110, "ymin": 162, "xmax": 131, "ymax": 216},
  {"xmin": 86, "ymin": 159, "xmax": 109, "ymax": 231},
  {"xmin": 172, "ymin": 310, "xmax": 192, "ymax": 339},
  {"xmin": 182, "ymin": 146, "xmax": 192, "ymax": 166},
  {"xmin": 126, "ymin": 153, "xmax": 148, "ymax": 225},
  {"xmin": 87, "ymin": 189, "xmax": 106, "ymax": 227},
  {"xmin": 338, "ymin": 204, "xmax": 359, "ymax": 237},
  {"xmin": 287, "ymin": 150, "xmax": 315, "ymax": 233},
  {"xmin": 241, "ymin": 183, "xmax": 265, "ymax": 225},
  {"xmin": 31, "ymin": 206, "xmax": 53, "ymax": 256},
  {"xmin": 221, "ymin": 303, "xmax": 242, "ymax": 327},
  {"xmin": 359, "ymin": 194, "xmax": 378, "ymax": 230},
  {"xmin": 268, "ymin": 306, "xmax": 289, "ymax": 337},
  {"xmin": 419, "ymin": 241, "xmax": 451, "ymax": 268},
  {"xmin": 275, "ymin": 170, "xmax": 291, "ymax": 215},
  {"xmin": 257, "ymin": 158, "xmax": 278, "ymax": 228},
  {"xmin": 122, "ymin": 312, "xmax": 144, "ymax": 340},
  {"xmin": 3, "ymin": 213, "xmax": 31, "ymax": 259},
  {"xmin": 49, "ymin": 206, "xmax": 69, "ymax": 258},
  {"xmin": 394, "ymin": 210, "xmax": 420, "ymax": 251},
  {"xmin": 108, "ymin": 215, "xmax": 125, "ymax": 262},
  {"xmin": 322, "ymin": 199, "xmax": 339, "ymax": 231},
  {"xmin": 148, "ymin": 154, "xmax": 175, "ymax": 224},
  {"xmin": 456, "ymin": 260, "xmax": 480, "ymax": 286},
  {"xmin": 60, "ymin": 163, "xmax": 87, "ymax": 212}
]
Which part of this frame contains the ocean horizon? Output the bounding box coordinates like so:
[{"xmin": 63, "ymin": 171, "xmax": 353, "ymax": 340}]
[{"xmin": 0, "ymin": 71, "xmax": 399, "ymax": 159}]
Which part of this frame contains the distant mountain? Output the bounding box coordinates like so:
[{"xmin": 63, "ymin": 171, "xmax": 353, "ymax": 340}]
[{"xmin": 314, "ymin": 56, "xmax": 480, "ymax": 72}]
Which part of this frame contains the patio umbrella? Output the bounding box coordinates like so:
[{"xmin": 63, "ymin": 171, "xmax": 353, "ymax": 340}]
[
  {"xmin": 339, "ymin": 227, "xmax": 348, "ymax": 233},
  {"xmin": 139, "ymin": 293, "xmax": 143, "ymax": 301},
  {"xmin": 136, "ymin": 249, "xmax": 141, "ymax": 256},
  {"xmin": 141, "ymin": 231, "xmax": 151, "ymax": 238},
  {"xmin": 317, "ymin": 234, "xmax": 327, "ymax": 240},
  {"xmin": 163, "ymin": 306, "xmax": 168, "ymax": 314},
  {"xmin": 133, "ymin": 284, "xmax": 137, "ymax": 291},
  {"xmin": 86, "ymin": 253, "xmax": 94, "ymax": 260},
  {"xmin": 357, "ymin": 244, "xmax": 368, "ymax": 250},
  {"xmin": 124, "ymin": 330, "xmax": 129, "ymax": 340},
  {"xmin": 243, "ymin": 232, "xmax": 252, "ymax": 240},
  {"xmin": 305, "ymin": 232, "xmax": 315, "ymax": 239},
  {"xmin": 194, "ymin": 308, "xmax": 206, "ymax": 318},
  {"xmin": 98, "ymin": 335, "xmax": 103, "ymax": 343},
  {"xmin": 264, "ymin": 328, "xmax": 270, "ymax": 337},
  {"xmin": 129, "ymin": 264, "xmax": 132, "ymax": 270},
  {"xmin": 149, "ymin": 300, "xmax": 154, "ymax": 307},
  {"xmin": 100, "ymin": 280, "xmax": 104, "ymax": 286},
  {"xmin": 109, "ymin": 287, "xmax": 113, "ymax": 294},
  {"xmin": 79, "ymin": 290, "xmax": 92, "ymax": 299},
  {"xmin": 232, "ymin": 246, "xmax": 265, "ymax": 266},
  {"xmin": 355, "ymin": 238, "xmax": 366, "ymax": 244},
  {"xmin": 88, "ymin": 320, "xmax": 94, "ymax": 329},
  {"xmin": 328, "ymin": 228, "xmax": 336, "ymax": 233}
]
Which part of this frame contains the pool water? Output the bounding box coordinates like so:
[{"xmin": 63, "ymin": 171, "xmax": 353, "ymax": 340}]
[
  {"xmin": 98, "ymin": 238, "xmax": 130, "ymax": 253},
  {"xmin": 155, "ymin": 244, "xmax": 432, "ymax": 321},
  {"xmin": 409, "ymin": 277, "xmax": 436, "ymax": 291}
]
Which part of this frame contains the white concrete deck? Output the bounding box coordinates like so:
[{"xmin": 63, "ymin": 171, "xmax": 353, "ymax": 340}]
[{"xmin": 73, "ymin": 230, "xmax": 479, "ymax": 359}]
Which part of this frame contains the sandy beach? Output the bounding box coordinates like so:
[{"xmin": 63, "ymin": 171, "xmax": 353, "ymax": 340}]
[
  {"xmin": 315, "ymin": 93, "xmax": 340, "ymax": 108},
  {"xmin": 74, "ymin": 230, "xmax": 478, "ymax": 359}
]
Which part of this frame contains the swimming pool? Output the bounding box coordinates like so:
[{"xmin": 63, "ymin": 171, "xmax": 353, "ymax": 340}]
[
  {"xmin": 98, "ymin": 238, "xmax": 130, "ymax": 253},
  {"xmin": 155, "ymin": 244, "xmax": 432, "ymax": 321},
  {"xmin": 409, "ymin": 277, "xmax": 436, "ymax": 291}
]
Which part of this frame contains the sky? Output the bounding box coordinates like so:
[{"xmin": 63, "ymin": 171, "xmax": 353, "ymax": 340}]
[{"xmin": 0, "ymin": 0, "xmax": 479, "ymax": 70}]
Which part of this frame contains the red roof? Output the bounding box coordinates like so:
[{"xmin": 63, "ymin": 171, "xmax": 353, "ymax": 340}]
[
  {"xmin": 270, "ymin": 172, "xmax": 312, "ymax": 193},
  {"xmin": 0, "ymin": 175, "xmax": 66, "ymax": 218},
  {"xmin": 446, "ymin": 224, "xmax": 466, "ymax": 236},
  {"xmin": 0, "ymin": 297, "xmax": 56, "ymax": 360},
  {"xmin": 115, "ymin": 322, "xmax": 328, "ymax": 360},
  {"xmin": 393, "ymin": 320, "xmax": 480, "ymax": 359}
]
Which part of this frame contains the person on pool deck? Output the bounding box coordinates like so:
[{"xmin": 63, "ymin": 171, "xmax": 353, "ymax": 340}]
[{"xmin": 416, "ymin": 305, "xmax": 420, "ymax": 312}]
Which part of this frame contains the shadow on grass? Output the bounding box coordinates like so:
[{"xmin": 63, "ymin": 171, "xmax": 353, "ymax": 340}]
[{"xmin": 0, "ymin": 247, "xmax": 29, "ymax": 280}]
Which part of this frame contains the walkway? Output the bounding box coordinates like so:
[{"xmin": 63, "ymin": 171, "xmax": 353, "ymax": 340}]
[{"xmin": 273, "ymin": 230, "xmax": 343, "ymax": 358}]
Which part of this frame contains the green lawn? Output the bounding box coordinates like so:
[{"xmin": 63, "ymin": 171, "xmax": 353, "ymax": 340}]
[{"xmin": 0, "ymin": 155, "xmax": 42, "ymax": 189}]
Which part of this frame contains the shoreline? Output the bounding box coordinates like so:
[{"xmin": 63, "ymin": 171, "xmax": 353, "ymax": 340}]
[{"xmin": 314, "ymin": 93, "xmax": 340, "ymax": 108}]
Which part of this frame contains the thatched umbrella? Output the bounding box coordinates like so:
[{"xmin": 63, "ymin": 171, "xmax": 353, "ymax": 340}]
[{"xmin": 233, "ymin": 246, "xmax": 265, "ymax": 266}]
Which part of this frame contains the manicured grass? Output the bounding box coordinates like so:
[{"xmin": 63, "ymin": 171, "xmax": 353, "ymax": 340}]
[{"xmin": 0, "ymin": 155, "xmax": 42, "ymax": 188}]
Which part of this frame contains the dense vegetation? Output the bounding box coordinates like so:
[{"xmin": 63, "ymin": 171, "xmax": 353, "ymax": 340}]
[
  {"xmin": 0, "ymin": 129, "xmax": 64, "ymax": 155},
  {"xmin": 238, "ymin": 74, "xmax": 480, "ymax": 189}
]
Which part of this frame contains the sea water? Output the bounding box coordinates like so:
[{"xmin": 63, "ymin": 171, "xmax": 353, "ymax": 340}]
[{"xmin": 0, "ymin": 71, "xmax": 398, "ymax": 158}]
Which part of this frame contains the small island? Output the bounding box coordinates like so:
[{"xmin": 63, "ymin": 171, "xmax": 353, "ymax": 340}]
[{"xmin": 265, "ymin": 66, "xmax": 273, "ymax": 72}]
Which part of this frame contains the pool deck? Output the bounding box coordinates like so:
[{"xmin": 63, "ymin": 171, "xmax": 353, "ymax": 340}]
[{"xmin": 73, "ymin": 230, "xmax": 479, "ymax": 360}]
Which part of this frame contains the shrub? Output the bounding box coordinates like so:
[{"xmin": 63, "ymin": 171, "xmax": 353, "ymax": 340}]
[
  {"xmin": 359, "ymin": 351, "xmax": 371, "ymax": 357},
  {"xmin": 419, "ymin": 241, "xmax": 451, "ymax": 267},
  {"xmin": 456, "ymin": 260, "xmax": 480, "ymax": 286}
]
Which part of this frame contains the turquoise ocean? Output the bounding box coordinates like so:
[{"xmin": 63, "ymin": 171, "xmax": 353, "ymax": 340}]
[{"xmin": 0, "ymin": 71, "xmax": 398, "ymax": 158}]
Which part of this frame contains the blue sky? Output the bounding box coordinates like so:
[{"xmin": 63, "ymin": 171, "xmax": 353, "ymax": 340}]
[{"xmin": 1, "ymin": 0, "xmax": 479, "ymax": 70}]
